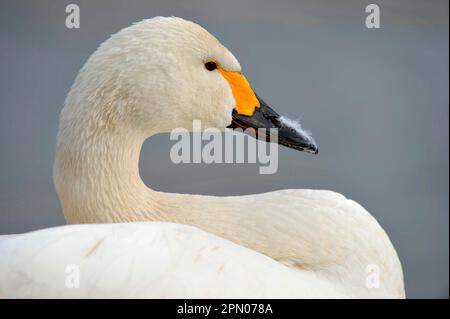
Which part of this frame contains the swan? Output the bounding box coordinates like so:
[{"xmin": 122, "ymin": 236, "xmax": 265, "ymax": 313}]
[{"xmin": 0, "ymin": 17, "xmax": 404, "ymax": 298}]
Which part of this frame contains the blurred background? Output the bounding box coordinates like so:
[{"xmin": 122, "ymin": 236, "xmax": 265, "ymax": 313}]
[{"xmin": 0, "ymin": 0, "xmax": 448, "ymax": 298}]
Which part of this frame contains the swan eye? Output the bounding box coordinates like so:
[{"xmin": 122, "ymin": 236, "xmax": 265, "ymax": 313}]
[{"xmin": 204, "ymin": 61, "xmax": 217, "ymax": 71}]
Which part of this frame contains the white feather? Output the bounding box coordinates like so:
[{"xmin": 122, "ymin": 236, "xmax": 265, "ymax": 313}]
[{"xmin": 278, "ymin": 116, "xmax": 313, "ymax": 139}]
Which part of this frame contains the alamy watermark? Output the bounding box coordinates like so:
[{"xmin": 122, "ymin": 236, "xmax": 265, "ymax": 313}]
[
  {"xmin": 65, "ymin": 4, "xmax": 80, "ymax": 29},
  {"xmin": 64, "ymin": 3, "xmax": 382, "ymax": 31},
  {"xmin": 365, "ymin": 4, "xmax": 381, "ymax": 29},
  {"xmin": 169, "ymin": 120, "xmax": 279, "ymax": 175},
  {"xmin": 65, "ymin": 264, "xmax": 80, "ymax": 289},
  {"xmin": 365, "ymin": 263, "xmax": 381, "ymax": 289}
]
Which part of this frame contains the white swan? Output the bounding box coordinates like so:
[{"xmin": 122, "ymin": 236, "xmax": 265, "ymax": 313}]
[{"xmin": 0, "ymin": 17, "xmax": 404, "ymax": 298}]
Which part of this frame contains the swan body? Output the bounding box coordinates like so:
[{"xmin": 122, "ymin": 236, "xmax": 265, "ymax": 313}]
[
  {"xmin": 0, "ymin": 17, "xmax": 405, "ymax": 298},
  {"xmin": 0, "ymin": 222, "xmax": 352, "ymax": 298}
]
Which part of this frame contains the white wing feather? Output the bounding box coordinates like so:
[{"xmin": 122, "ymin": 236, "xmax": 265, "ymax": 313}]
[{"xmin": 0, "ymin": 222, "xmax": 347, "ymax": 298}]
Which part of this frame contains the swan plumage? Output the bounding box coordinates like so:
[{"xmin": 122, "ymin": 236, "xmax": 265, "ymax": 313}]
[
  {"xmin": 0, "ymin": 17, "xmax": 405, "ymax": 298},
  {"xmin": 1, "ymin": 222, "xmax": 352, "ymax": 298}
]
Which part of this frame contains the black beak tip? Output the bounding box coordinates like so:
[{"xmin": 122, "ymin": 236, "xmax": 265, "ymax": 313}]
[
  {"xmin": 300, "ymin": 142, "xmax": 318, "ymax": 155},
  {"xmin": 309, "ymin": 142, "xmax": 319, "ymax": 155},
  {"xmin": 288, "ymin": 135, "xmax": 318, "ymax": 155},
  {"xmin": 310, "ymin": 146, "xmax": 319, "ymax": 155}
]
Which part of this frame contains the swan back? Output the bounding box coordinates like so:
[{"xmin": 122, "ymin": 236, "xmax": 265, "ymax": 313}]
[{"xmin": 1, "ymin": 222, "xmax": 351, "ymax": 298}]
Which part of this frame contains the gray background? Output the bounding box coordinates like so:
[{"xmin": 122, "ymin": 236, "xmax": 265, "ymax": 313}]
[{"xmin": 0, "ymin": 0, "xmax": 448, "ymax": 298}]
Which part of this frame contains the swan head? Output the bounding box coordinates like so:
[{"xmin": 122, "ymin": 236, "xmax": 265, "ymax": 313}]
[{"xmin": 61, "ymin": 16, "xmax": 317, "ymax": 153}]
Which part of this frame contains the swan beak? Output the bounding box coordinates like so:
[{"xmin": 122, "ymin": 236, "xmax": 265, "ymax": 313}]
[{"xmin": 228, "ymin": 95, "xmax": 318, "ymax": 154}]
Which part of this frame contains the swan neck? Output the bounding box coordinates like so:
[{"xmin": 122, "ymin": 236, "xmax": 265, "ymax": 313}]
[{"xmin": 54, "ymin": 126, "xmax": 157, "ymax": 223}]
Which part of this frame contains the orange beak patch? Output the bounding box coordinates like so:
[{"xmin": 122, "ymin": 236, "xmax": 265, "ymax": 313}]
[{"xmin": 218, "ymin": 69, "xmax": 260, "ymax": 116}]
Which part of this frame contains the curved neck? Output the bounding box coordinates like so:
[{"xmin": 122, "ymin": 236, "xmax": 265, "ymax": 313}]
[{"xmin": 54, "ymin": 125, "xmax": 160, "ymax": 223}]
